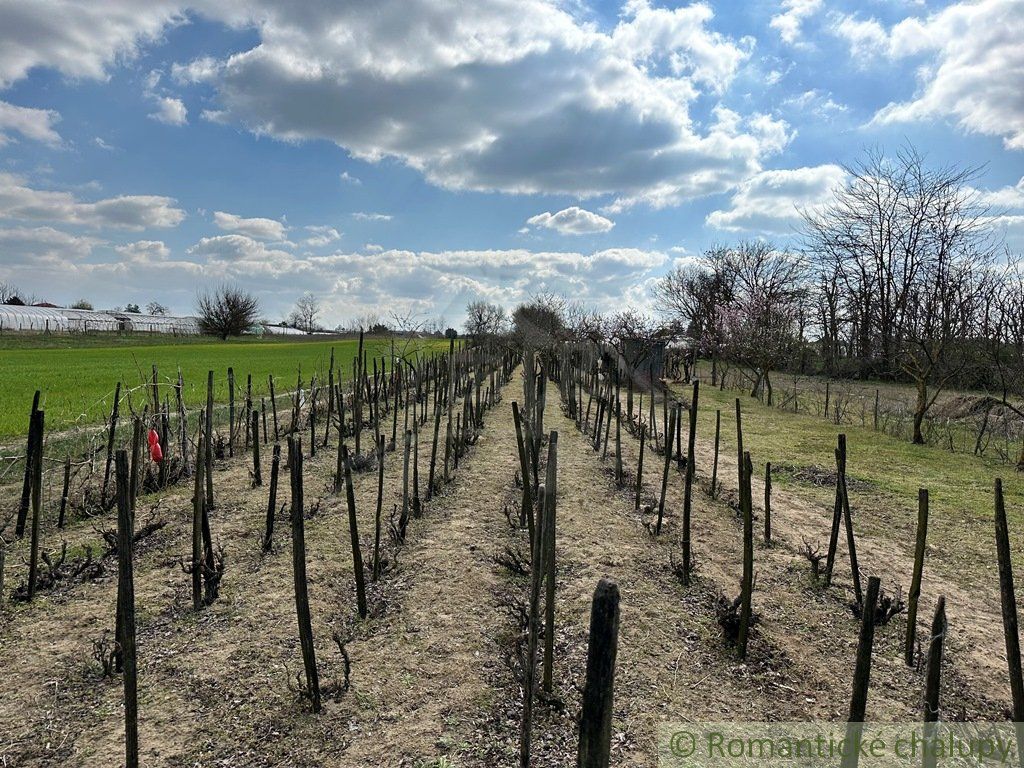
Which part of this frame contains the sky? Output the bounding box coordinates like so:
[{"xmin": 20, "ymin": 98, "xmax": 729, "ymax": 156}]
[{"xmin": 0, "ymin": 0, "xmax": 1022, "ymax": 328}]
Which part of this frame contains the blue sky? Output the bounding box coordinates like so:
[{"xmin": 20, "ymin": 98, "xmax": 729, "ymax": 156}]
[{"xmin": 0, "ymin": 0, "xmax": 1022, "ymax": 327}]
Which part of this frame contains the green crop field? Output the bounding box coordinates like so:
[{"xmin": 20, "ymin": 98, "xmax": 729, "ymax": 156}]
[{"xmin": 0, "ymin": 333, "xmax": 449, "ymax": 439}]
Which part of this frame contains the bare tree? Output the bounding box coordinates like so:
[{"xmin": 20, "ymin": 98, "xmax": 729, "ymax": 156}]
[
  {"xmin": 196, "ymin": 285, "xmax": 260, "ymax": 340},
  {"xmin": 653, "ymin": 248, "xmax": 734, "ymax": 384},
  {"xmin": 0, "ymin": 282, "xmax": 22, "ymax": 303},
  {"xmin": 290, "ymin": 293, "xmax": 321, "ymax": 333},
  {"xmin": 463, "ymin": 300, "xmax": 507, "ymax": 346},
  {"xmin": 716, "ymin": 241, "xmax": 809, "ymax": 405},
  {"xmin": 146, "ymin": 301, "xmax": 169, "ymax": 315},
  {"xmin": 512, "ymin": 292, "xmax": 567, "ymax": 353},
  {"xmin": 802, "ymin": 146, "xmax": 999, "ymax": 442}
]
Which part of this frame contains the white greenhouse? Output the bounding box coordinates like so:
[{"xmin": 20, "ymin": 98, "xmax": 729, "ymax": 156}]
[{"xmin": 0, "ymin": 305, "xmax": 200, "ymax": 335}]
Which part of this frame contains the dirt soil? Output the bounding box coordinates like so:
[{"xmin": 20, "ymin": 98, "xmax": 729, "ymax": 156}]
[{"xmin": 0, "ymin": 369, "xmax": 1018, "ymax": 768}]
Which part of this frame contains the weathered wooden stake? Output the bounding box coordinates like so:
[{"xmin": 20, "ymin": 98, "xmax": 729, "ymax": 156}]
[
  {"xmin": 263, "ymin": 443, "xmax": 280, "ymax": 552},
  {"xmin": 543, "ymin": 432, "xmax": 558, "ymax": 694},
  {"xmin": 922, "ymin": 595, "xmax": 946, "ymax": 768},
  {"xmin": 763, "ymin": 461, "xmax": 772, "ymax": 544},
  {"xmin": 841, "ymin": 575, "xmax": 880, "ymax": 768},
  {"xmin": 655, "ymin": 406, "xmax": 677, "ymax": 535},
  {"xmin": 737, "ymin": 451, "xmax": 754, "ymax": 659},
  {"xmin": 115, "ymin": 450, "xmax": 139, "ymax": 768},
  {"xmin": 905, "ymin": 488, "xmax": 929, "ymax": 666},
  {"xmin": 58, "ymin": 455, "xmax": 71, "ymax": 528},
  {"xmin": 635, "ymin": 425, "xmax": 645, "ymax": 511},
  {"xmin": 995, "ymin": 479, "xmax": 1024, "ymax": 728},
  {"xmin": 711, "ymin": 409, "xmax": 721, "ymax": 498},
  {"xmin": 682, "ymin": 381, "xmax": 698, "ymax": 583},
  {"xmin": 191, "ymin": 418, "xmax": 206, "ymax": 611},
  {"xmin": 289, "ymin": 436, "xmax": 321, "ymax": 712},
  {"xmin": 576, "ymin": 578, "xmax": 620, "ymax": 768},
  {"xmin": 26, "ymin": 409, "xmax": 44, "ymax": 600},
  {"xmin": 251, "ymin": 410, "xmax": 262, "ymax": 486},
  {"xmin": 101, "ymin": 383, "xmax": 120, "ymax": 507},
  {"xmin": 341, "ymin": 444, "xmax": 368, "ymax": 620}
]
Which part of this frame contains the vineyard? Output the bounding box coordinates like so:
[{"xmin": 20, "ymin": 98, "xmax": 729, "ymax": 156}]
[{"xmin": 1, "ymin": 338, "xmax": 1024, "ymax": 767}]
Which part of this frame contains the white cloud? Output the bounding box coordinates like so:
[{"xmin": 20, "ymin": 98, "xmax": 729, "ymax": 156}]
[
  {"xmin": 115, "ymin": 239, "xmax": 170, "ymax": 262},
  {"xmin": 835, "ymin": 0, "xmax": 1024, "ymax": 150},
  {"xmin": 339, "ymin": 171, "xmax": 361, "ymax": 185},
  {"xmin": 526, "ymin": 206, "xmax": 615, "ymax": 235},
  {"xmin": 94, "ymin": 137, "xmax": 115, "ymax": 151},
  {"xmin": 352, "ymin": 212, "xmax": 392, "ymax": 222},
  {"xmin": 0, "ymin": 100, "xmax": 61, "ymax": 146},
  {"xmin": 168, "ymin": 0, "xmax": 786, "ymax": 209},
  {"xmin": 0, "ymin": 1, "xmax": 185, "ymax": 88},
  {"xmin": 770, "ymin": 0, "xmax": 823, "ymax": 45},
  {"xmin": 187, "ymin": 234, "xmax": 294, "ymax": 273},
  {"xmin": 148, "ymin": 96, "xmax": 187, "ymax": 126},
  {"xmin": 212, "ymin": 210, "xmax": 287, "ymax": 240},
  {"xmin": 301, "ymin": 225, "xmax": 341, "ymax": 248},
  {"xmin": 705, "ymin": 164, "xmax": 847, "ymax": 233},
  {"xmin": 782, "ymin": 89, "xmax": 848, "ymax": 119},
  {"xmin": 0, "ymin": 172, "xmax": 186, "ymax": 229},
  {"xmin": 0, "ymin": 226, "xmax": 100, "ymax": 264}
]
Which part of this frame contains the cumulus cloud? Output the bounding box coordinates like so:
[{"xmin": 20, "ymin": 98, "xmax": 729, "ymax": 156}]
[
  {"xmin": 213, "ymin": 210, "xmax": 287, "ymax": 240},
  {"xmin": 167, "ymin": 0, "xmax": 785, "ymax": 209},
  {"xmin": 0, "ymin": 100, "xmax": 61, "ymax": 146},
  {"xmin": 770, "ymin": 0, "xmax": 823, "ymax": 45},
  {"xmin": 0, "ymin": 1, "xmax": 794, "ymax": 208},
  {"xmin": 0, "ymin": 1, "xmax": 185, "ymax": 88},
  {"xmin": 525, "ymin": 206, "xmax": 615, "ymax": 235},
  {"xmin": 834, "ymin": 0, "xmax": 1024, "ymax": 150},
  {"xmin": 705, "ymin": 164, "xmax": 847, "ymax": 233},
  {"xmin": 148, "ymin": 96, "xmax": 187, "ymax": 125},
  {"xmin": 187, "ymin": 233, "xmax": 295, "ymax": 273},
  {"xmin": 339, "ymin": 171, "xmax": 361, "ymax": 185},
  {"xmin": 0, "ymin": 172, "xmax": 186, "ymax": 229},
  {"xmin": 0, "ymin": 226, "xmax": 101, "ymax": 265},
  {"xmin": 301, "ymin": 225, "xmax": 341, "ymax": 248},
  {"xmin": 115, "ymin": 239, "xmax": 170, "ymax": 261}
]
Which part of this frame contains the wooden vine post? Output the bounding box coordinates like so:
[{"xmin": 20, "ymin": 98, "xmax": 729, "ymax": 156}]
[
  {"xmin": 655, "ymin": 406, "xmax": 677, "ymax": 535},
  {"xmin": 289, "ymin": 436, "xmax": 321, "ymax": 712},
  {"xmin": 543, "ymin": 432, "xmax": 559, "ymax": 694},
  {"xmin": 341, "ymin": 445, "xmax": 368, "ymax": 620},
  {"xmin": 737, "ymin": 451, "xmax": 754, "ymax": 659},
  {"xmin": 635, "ymin": 425, "xmax": 645, "ymax": 511},
  {"xmin": 841, "ymin": 575, "xmax": 880, "ymax": 768},
  {"xmin": 114, "ymin": 450, "xmax": 139, "ymax": 768},
  {"xmin": 905, "ymin": 488, "xmax": 929, "ymax": 666},
  {"xmin": 251, "ymin": 411, "xmax": 262, "ymax": 486},
  {"xmin": 994, "ymin": 479, "xmax": 1024, "ymax": 730},
  {"xmin": 922, "ymin": 596, "xmax": 946, "ymax": 768},
  {"xmin": 711, "ymin": 408, "xmax": 721, "ymax": 498},
  {"xmin": 576, "ymin": 578, "xmax": 620, "ymax": 768},
  {"xmin": 26, "ymin": 409, "xmax": 44, "ymax": 601},
  {"xmin": 763, "ymin": 461, "xmax": 772, "ymax": 544},
  {"xmin": 263, "ymin": 443, "xmax": 280, "ymax": 552},
  {"xmin": 681, "ymin": 380, "xmax": 698, "ymax": 584},
  {"xmin": 191, "ymin": 417, "xmax": 206, "ymax": 611}
]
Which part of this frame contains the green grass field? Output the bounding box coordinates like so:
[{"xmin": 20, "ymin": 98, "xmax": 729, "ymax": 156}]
[
  {"xmin": 0, "ymin": 333, "xmax": 447, "ymax": 439},
  {"xmin": 688, "ymin": 380, "xmax": 1024, "ymax": 587}
]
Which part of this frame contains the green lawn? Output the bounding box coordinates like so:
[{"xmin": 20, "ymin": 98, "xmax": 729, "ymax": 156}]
[
  {"xmin": 687, "ymin": 380, "xmax": 1024, "ymax": 587},
  {"xmin": 0, "ymin": 334, "xmax": 447, "ymax": 439}
]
